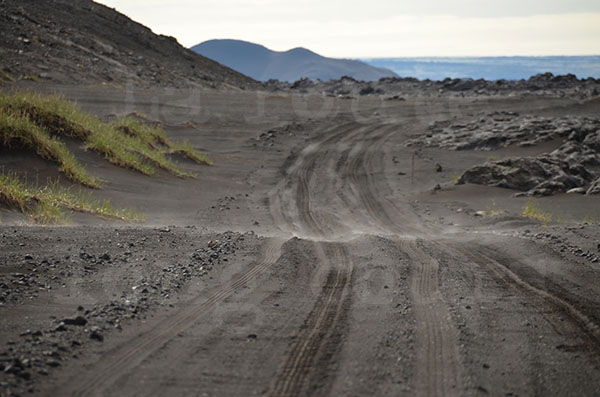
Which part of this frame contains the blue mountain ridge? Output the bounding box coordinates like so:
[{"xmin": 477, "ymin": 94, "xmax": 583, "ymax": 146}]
[{"xmin": 191, "ymin": 39, "xmax": 398, "ymax": 82}]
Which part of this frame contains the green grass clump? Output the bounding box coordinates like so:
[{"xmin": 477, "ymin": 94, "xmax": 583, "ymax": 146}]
[
  {"xmin": 0, "ymin": 69, "xmax": 16, "ymax": 83},
  {"xmin": 485, "ymin": 200, "xmax": 504, "ymax": 216},
  {"xmin": 0, "ymin": 172, "xmax": 143, "ymax": 224},
  {"xmin": 522, "ymin": 198, "xmax": 552, "ymax": 225},
  {"xmin": 19, "ymin": 74, "xmax": 40, "ymax": 82},
  {"xmin": 113, "ymin": 117, "xmax": 169, "ymax": 148},
  {"xmin": 0, "ymin": 91, "xmax": 212, "ymax": 180},
  {"xmin": 170, "ymin": 139, "xmax": 213, "ymax": 165},
  {"xmin": 0, "ymin": 108, "xmax": 101, "ymax": 188}
]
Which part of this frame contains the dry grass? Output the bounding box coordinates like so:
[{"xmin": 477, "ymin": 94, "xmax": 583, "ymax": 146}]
[
  {"xmin": 522, "ymin": 198, "xmax": 552, "ymax": 225},
  {"xmin": 0, "ymin": 91, "xmax": 212, "ymax": 181},
  {"xmin": 0, "ymin": 91, "xmax": 211, "ymax": 222},
  {"xmin": 0, "ymin": 69, "xmax": 16, "ymax": 83},
  {"xmin": 0, "ymin": 108, "xmax": 101, "ymax": 187},
  {"xmin": 0, "ymin": 172, "xmax": 144, "ymax": 224}
]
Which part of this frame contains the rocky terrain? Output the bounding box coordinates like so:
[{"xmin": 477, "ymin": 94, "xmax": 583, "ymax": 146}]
[
  {"xmin": 0, "ymin": 226, "xmax": 260, "ymax": 393},
  {"xmin": 266, "ymin": 73, "xmax": 600, "ymax": 99},
  {"xmin": 0, "ymin": 0, "xmax": 257, "ymax": 89},
  {"xmin": 405, "ymin": 112, "xmax": 600, "ymax": 196}
]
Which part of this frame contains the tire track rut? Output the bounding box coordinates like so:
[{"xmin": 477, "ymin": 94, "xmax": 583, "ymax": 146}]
[
  {"xmin": 56, "ymin": 239, "xmax": 283, "ymax": 397},
  {"xmin": 401, "ymin": 239, "xmax": 461, "ymax": 397},
  {"xmin": 267, "ymin": 243, "xmax": 352, "ymax": 397},
  {"xmin": 452, "ymin": 243, "xmax": 600, "ymax": 353}
]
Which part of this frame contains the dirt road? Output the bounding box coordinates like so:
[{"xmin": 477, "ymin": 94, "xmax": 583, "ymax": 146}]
[{"xmin": 1, "ymin": 87, "xmax": 600, "ymax": 396}]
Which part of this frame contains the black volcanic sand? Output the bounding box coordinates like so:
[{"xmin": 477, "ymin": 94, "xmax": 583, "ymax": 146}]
[{"xmin": 1, "ymin": 83, "xmax": 600, "ymax": 396}]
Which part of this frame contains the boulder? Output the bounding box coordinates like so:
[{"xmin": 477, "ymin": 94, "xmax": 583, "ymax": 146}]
[{"xmin": 457, "ymin": 156, "xmax": 595, "ymax": 196}]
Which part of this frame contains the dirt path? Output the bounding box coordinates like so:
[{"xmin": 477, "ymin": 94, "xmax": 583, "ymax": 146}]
[{"xmin": 2, "ymin": 90, "xmax": 600, "ymax": 396}]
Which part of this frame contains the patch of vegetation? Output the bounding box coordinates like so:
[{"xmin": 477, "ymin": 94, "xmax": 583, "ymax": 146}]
[
  {"xmin": 87, "ymin": 82, "xmax": 125, "ymax": 90},
  {"xmin": 0, "ymin": 69, "xmax": 16, "ymax": 83},
  {"xmin": 0, "ymin": 108, "xmax": 101, "ymax": 188},
  {"xmin": 522, "ymin": 198, "xmax": 552, "ymax": 225},
  {"xmin": 485, "ymin": 200, "xmax": 504, "ymax": 216},
  {"xmin": 19, "ymin": 74, "xmax": 40, "ymax": 82},
  {"xmin": 0, "ymin": 91, "xmax": 211, "ymax": 222},
  {"xmin": 582, "ymin": 214, "xmax": 598, "ymax": 224},
  {"xmin": 450, "ymin": 173, "xmax": 461, "ymax": 184},
  {"xmin": 0, "ymin": 91, "xmax": 212, "ymax": 181},
  {"xmin": 0, "ymin": 172, "xmax": 144, "ymax": 224},
  {"xmin": 170, "ymin": 140, "xmax": 213, "ymax": 165}
]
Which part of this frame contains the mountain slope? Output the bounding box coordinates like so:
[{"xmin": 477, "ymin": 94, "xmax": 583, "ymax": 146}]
[
  {"xmin": 0, "ymin": 0, "xmax": 257, "ymax": 89},
  {"xmin": 191, "ymin": 39, "xmax": 398, "ymax": 82}
]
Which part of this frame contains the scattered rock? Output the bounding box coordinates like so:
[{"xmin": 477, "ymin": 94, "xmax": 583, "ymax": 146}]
[
  {"xmin": 89, "ymin": 328, "xmax": 104, "ymax": 342},
  {"xmin": 63, "ymin": 316, "xmax": 87, "ymax": 326}
]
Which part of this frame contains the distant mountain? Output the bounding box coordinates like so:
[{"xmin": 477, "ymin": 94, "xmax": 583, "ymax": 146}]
[
  {"xmin": 0, "ymin": 0, "xmax": 257, "ymax": 89},
  {"xmin": 191, "ymin": 40, "xmax": 398, "ymax": 82}
]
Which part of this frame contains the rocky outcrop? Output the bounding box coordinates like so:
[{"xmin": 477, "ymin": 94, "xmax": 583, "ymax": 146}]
[
  {"xmin": 406, "ymin": 113, "xmax": 600, "ymax": 153},
  {"xmin": 264, "ymin": 73, "xmax": 600, "ymax": 99},
  {"xmin": 447, "ymin": 114, "xmax": 600, "ymax": 196},
  {"xmin": 457, "ymin": 156, "xmax": 596, "ymax": 196}
]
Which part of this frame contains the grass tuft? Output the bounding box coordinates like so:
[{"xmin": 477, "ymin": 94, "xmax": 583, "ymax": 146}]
[
  {"xmin": 485, "ymin": 200, "xmax": 504, "ymax": 216},
  {"xmin": 522, "ymin": 198, "xmax": 552, "ymax": 225},
  {"xmin": 0, "ymin": 91, "xmax": 212, "ymax": 182},
  {"xmin": 19, "ymin": 74, "xmax": 40, "ymax": 82},
  {"xmin": 0, "ymin": 69, "xmax": 16, "ymax": 83},
  {"xmin": 0, "ymin": 108, "xmax": 101, "ymax": 188},
  {"xmin": 170, "ymin": 139, "xmax": 213, "ymax": 165},
  {"xmin": 0, "ymin": 172, "xmax": 144, "ymax": 224}
]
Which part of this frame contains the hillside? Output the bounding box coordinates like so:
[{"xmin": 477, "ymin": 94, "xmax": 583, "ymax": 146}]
[
  {"xmin": 0, "ymin": 0, "xmax": 257, "ymax": 89},
  {"xmin": 191, "ymin": 39, "xmax": 398, "ymax": 82}
]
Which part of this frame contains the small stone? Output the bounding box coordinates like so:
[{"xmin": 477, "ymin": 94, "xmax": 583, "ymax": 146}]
[
  {"xmin": 247, "ymin": 334, "xmax": 257, "ymax": 340},
  {"xmin": 90, "ymin": 327, "xmax": 104, "ymax": 342},
  {"xmin": 63, "ymin": 316, "xmax": 87, "ymax": 326}
]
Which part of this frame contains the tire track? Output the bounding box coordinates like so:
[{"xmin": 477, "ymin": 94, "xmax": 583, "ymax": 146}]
[
  {"xmin": 267, "ymin": 242, "xmax": 352, "ymax": 397},
  {"xmin": 451, "ymin": 243, "xmax": 600, "ymax": 352},
  {"xmin": 56, "ymin": 239, "xmax": 284, "ymax": 397},
  {"xmin": 400, "ymin": 239, "xmax": 461, "ymax": 397},
  {"xmin": 270, "ymin": 121, "xmax": 377, "ymax": 238}
]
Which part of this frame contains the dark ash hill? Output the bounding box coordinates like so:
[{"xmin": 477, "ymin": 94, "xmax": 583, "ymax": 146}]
[
  {"xmin": 191, "ymin": 39, "xmax": 398, "ymax": 82},
  {"xmin": 0, "ymin": 0, "xmax": 257, "ymax": 89}
]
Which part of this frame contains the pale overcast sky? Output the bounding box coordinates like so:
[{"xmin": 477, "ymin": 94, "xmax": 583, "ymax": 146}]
[{"xmin": 98, "ymin": 0, "xmax": 600, "ymax": 57}]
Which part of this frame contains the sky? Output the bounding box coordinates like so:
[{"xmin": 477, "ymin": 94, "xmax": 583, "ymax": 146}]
[{"xmin": 98, "ymin": 0, "xmax": 600, "ymax": 58}]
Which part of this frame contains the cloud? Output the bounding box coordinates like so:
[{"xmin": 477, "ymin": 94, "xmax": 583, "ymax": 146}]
[{"xmin": 99, "ymin": 1, "xmax": 600, "ymax": 57}]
